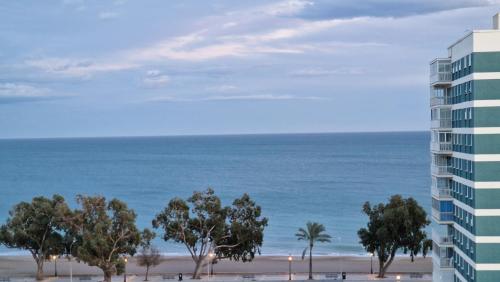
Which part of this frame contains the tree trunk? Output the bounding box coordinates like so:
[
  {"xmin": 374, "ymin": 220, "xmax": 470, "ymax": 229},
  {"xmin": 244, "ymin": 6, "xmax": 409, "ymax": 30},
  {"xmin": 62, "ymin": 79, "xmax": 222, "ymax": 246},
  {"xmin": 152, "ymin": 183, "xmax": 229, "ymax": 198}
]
[
  {"xmin": 379, "ymin": 251, "xmax": 396, "ymax": 278},
  {"xmin": 36, "ymin": 260, "xmax": 44, "ymax": 281},
  {"xmin": 192, "ymin": 259, "xmax": 203, "ymax": 279},
  {"xmin": 411, "ymin": 253, "xmax": 414, "ymax": 262},
  {"xmin": 377, "ymin": 258, "xmax": 384, "ymax": 278},
  {"xmin": 308, "ymin": 245, "xmax": 313, "ymax": 280},
  {"xmin": 103, "ymin": 268, "xmax": 114, "ymax": 282},
  {"xmin": 145, "ymin": 265, "xmax": 150, "ymax": 281}
]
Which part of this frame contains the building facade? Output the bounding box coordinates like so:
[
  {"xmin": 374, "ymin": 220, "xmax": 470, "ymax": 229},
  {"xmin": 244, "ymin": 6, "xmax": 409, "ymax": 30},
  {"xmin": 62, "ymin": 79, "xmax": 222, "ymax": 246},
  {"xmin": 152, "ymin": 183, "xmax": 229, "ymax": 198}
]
[{"xmin": 431, "ymin": 14, "xmax": 500, "ymax": 282}]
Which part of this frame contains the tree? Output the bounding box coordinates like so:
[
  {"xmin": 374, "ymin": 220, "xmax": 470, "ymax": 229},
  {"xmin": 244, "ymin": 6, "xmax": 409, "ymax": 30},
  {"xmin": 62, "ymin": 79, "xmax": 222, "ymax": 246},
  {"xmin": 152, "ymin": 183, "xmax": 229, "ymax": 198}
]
[
  {"xmin": 0, "ymin": 195, "xmax": 71, "ymax": 280},
  {"xmin": 69, "ymin": 195, "xmax": 141, "ymax": 282},
  {"xmin": 358, "ymin": 195, "xmax": 429, "ymax": 278},
  {"xmin": 422, "ymin": 239, "xmax": 433, "ymax": 258},
  {"xmin": 295, "ymin": 222, "xmax": 331, "ymax": 280},
  {"xmin": 404, "ymin": 231, "xmax": 425, "ymax": 262},
  {"xmin": 137, "ymin": 229, "xmax": 162, "ymax": 281},
  {"xmin": 153, "ymin": 188, "xmax": 268, "ymax": 279},
  {"xmin": 403, "ymin": 198, "xmax": 430, "ymax": 262}
]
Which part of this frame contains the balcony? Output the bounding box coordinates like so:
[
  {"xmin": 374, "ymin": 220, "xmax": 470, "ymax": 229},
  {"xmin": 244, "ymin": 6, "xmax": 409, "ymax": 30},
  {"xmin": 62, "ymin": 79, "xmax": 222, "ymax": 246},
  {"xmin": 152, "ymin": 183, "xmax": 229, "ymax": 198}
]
[
  {"xmin": 432, "ymin": 207, "xmax": 454, "ymax": 223},
  {"xmin": 432, "ymin": 187, "xmax": 452, "ymax": 199},
  {"xmin": 431, "ymin": 164, "xmax": 452, "ymax": 176},
  {"xmin": 430, "ymin": 96, "xmax": 451, "ymax": 107},
  {"xmin": 431, "ymin": 118, "xmax": 452, "ymax": 129},
  {"xmin": 430, "ymin": 59, "xmax": 452, "ymax": 86},
  {"xmin": 431, "ymin": 141, "xmax": 452, "ymax": 153},
  {"xmin": 432, "ymin": 230, "xmax": 453, "ymax": 246},
  {"xmin": 439, "ymin": 258, "xmax": 454, "ymax": 268},
  {"xmin": 432, "ymin": 249, "xmax": 454, "ymax": 269}
]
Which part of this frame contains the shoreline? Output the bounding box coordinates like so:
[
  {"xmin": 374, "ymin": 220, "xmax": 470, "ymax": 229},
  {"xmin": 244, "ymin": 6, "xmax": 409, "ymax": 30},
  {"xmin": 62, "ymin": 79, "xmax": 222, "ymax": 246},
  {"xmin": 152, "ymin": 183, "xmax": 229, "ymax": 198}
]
[
  {"xmin": 0, "ymin": 252, "xmax": 375, "ymax": 258},
  {"xmin": 0, "ymin": 255, "xmax": 432, "ymax": 277}
]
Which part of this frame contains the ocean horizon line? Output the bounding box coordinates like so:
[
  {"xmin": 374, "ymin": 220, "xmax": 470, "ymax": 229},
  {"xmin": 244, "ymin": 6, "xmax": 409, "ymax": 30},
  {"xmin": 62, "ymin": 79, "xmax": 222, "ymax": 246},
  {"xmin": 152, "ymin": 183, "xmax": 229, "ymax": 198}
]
[{"xmin": 0, "ymin": 130, "xmax": 428, "ymax": 141}]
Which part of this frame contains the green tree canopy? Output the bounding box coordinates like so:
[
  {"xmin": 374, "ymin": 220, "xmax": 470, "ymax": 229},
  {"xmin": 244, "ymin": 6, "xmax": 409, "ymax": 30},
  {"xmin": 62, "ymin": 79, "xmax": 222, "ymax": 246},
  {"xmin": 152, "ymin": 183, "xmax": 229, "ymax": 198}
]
[
  {"xmin": 153, "ymin": 188, "xmax": 268, "ymax": 279},
  {"xmin": 403, "ymin": 197, "xmax": 431, "ymax": 262},
  {"xmin": 0, "ymin": 195, "xmax": 71, "ymax": 280},
  {"xmin": 69, "ymin": 195, "xmax": 141, "ymax": 282},
  {"xmin": 358, "ymin": 195, "xmax": 429, "ymax": 278}
]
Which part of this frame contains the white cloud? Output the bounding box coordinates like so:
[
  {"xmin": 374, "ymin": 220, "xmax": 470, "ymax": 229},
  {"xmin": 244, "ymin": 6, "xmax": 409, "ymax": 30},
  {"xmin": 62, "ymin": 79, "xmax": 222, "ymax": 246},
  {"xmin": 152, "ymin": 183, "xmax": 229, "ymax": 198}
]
[
  {"xmin": 222, "ymin": 22, "xmax": 238, "ymax": 29},
  {"xmin": 290, "ymin": 67, "xmax": 366, "ymax": 76},
  {"xmin": 61, "ymin": 0, "xmax": 87, "ymax": 11},
  {"xmin": 142, "ymin": 70, "xmax": 170, "ymax": 87},
  {"xmin": 25, "ymin": 58, "xmax": 136, "ymax": 78},
  {"xmin": 124, "ymin": 17, "xmax": 366, "ymax": 63},
  {"xmin": 205, "ymin": 84, "xmax": 239, "ymax": 93},
  {"xmin": 98, "ymin": 11, "xmax": 119, "ymax": 20},
  {"xmin": 231, "ymin": 17, "xmax": 368, "ymax": 43},
  {"xmin": 0, "ymin": 83, "xmax": 69, "ymax": 104},
  {"xmin": 147, "ymin": 94, "xmax": 326, "ymax": 103},
  {"xmin": 265, "ymin": 0, "xmax": 314, "ymax": 17}
]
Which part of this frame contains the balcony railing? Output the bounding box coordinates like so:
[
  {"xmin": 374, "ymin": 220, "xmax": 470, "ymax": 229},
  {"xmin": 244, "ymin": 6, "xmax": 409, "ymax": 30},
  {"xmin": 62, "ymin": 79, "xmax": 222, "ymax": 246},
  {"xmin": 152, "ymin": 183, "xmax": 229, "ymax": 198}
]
[
  {"xmin": 432, "ymin": 208, "xmax": 454, "ymax": 223},
  {"xmin": 430, "ymin": 59, "xmax": 452, "ymax": 86},
  {"xmin": 431, "ymin": 142, "xmax": 452, "ymax": 152},
  {"xmin": 431, "ymin": 165, "xmax": 452, "ymax": 176},
  {"xmin": 432, "ymin": 249, "xmax": 454, "ymax": 268},
  {"xmin": 431, "ymin": 119, "xmax": 452, "ymax": 129},
  {"xmin": 430, "ymin": 96, "xmax": 451, "ymax": 107},
  {"xmin": 439, "ymin": 258, "xmax": 454, "ymax": 268},
  {"xmin": 430, "ymin": 73, "xmax": 452, "ymax": 85},
  {"xmin": 432, "ymin": 230, "xmax": 453, "ymax": 246},
  {"xmin": 432, "ymin": 187, "xmax": 452, "ymax": 199}
]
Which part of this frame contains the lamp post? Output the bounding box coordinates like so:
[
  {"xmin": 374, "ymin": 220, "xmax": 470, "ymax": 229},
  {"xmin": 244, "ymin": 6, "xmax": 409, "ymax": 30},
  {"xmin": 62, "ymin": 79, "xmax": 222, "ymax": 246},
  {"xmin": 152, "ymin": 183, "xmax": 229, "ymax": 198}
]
[
  {"xmin": 51, "ymin": 255, "xmax": 58, "ymax": 277},
  {"xmin": 208, "ymin": 252, "xmax": 215, "ymax": 279},
  {"xmin": 69, "ymin": 238, "xmax": 77, "ymax": 282},
  {"xmin": 370, "ymin": 253, "xmax": 374, "ymax": 275},
  {"xmin": 288, "ymin": 255, "xmax": 292, "ymax": 281},
  {"xmin": 123, "ymin": 257, "xmax": 128, "ymax": 282}
]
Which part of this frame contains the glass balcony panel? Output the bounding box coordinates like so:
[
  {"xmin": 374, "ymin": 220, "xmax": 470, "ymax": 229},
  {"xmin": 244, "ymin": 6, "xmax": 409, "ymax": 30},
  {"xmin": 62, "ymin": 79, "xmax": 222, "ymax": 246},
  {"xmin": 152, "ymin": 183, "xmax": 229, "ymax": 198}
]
[
  {"xmin": 432, "ymin": 230, "xmax": 453, "ymax": 245},
  {"xmin": 431, "ymin": 118, "xmax": 452, "ymax": 129},
  {"xmin": 431, "ymin": 141, "xmax": 452, "ymax": 152},
  {"xmin": 432, "ymin": 207, "xmax": 454, "ymax": 223},
  {"xmin": 430, "ymin": 59, "xmax": 452, "ymax": 85},
  {"xmin": 431, "ymin": 165, "xmax": 452, "ymax": 176}
]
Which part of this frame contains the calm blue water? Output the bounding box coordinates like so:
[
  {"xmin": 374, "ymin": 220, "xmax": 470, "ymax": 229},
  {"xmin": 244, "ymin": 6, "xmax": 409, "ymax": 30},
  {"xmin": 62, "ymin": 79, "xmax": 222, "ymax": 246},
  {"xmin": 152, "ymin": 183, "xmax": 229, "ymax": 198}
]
[{"xmin": 0, "ymin": 132, "xmax": 430, "ymax": 256}]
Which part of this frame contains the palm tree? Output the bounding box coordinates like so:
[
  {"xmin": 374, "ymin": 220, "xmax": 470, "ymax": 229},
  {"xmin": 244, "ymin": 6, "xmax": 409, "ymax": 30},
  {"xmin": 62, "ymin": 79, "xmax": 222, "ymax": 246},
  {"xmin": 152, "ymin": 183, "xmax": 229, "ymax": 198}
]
[{"xmin": 295, "ymin": 222, "xmax": 331, "ymax": 280}]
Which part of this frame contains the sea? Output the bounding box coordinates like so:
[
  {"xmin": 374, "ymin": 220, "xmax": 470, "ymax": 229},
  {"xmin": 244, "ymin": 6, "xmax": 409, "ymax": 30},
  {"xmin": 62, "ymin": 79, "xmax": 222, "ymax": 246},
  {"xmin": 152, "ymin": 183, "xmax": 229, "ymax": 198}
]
[{"xmin": 0, "ymin": 132, "xmax": 430, "ymax": 256}]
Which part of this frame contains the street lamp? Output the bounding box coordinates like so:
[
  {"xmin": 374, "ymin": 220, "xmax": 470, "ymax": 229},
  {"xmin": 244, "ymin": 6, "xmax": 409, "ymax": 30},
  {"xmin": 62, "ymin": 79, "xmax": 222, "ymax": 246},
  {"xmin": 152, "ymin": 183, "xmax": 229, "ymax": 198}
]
[
  {"xmin": 51, "ymin": 255, "xmax": 58, "ymax": 277},
  {"xmin": 396, "ymin": 274, "xmax": 401, "ymax": 281},
  {"xmin": 69, "ymin": 239, "xmax": 77, "ymax": 282},
  {"xmin": 288, "ymin": 255, "xmax": 293, "ymax": 281},
  {"xmin": 369, "ymin": 253, "xmax": 374, "ymax": 275},
  {"xmin": 208, "ymin": 252, "xmax": 215, "ymax": 278},
  {"xmin": 123, "ymin": 256, "xmax": 128, "ymax": 282}
]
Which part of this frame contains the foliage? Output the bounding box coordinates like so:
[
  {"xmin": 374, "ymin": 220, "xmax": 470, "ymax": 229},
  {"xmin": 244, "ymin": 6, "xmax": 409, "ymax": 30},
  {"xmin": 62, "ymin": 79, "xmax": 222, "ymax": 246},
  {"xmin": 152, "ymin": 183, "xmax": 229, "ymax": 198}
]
[
  {"xmin": 295, "ymin": 222, "xmax": 331, "ymax": 280},
  {"xmin": 69, "ymin": 195, "xmax": 141, "ymax": 282},
  {"xmin": 0, "ymin": 195, "xmax": 71, "ymax": 280},
  {"xmin": 357, "ymin": 195, "xmax": 429, "ymax": 278},
  {"xmin": 137, "ymin": 229, "xmax": 162, "ymax": 281},
  {"xmin": 153, "ymin": 188, "xmax": 268, "ymax": 279},
  {"xmin": 402, "ymin": 197, "xmax": 430, "ymax": 262},
  {"xmin": 422, "ymin": 239, "xmax": 433, "ymax": 258}
]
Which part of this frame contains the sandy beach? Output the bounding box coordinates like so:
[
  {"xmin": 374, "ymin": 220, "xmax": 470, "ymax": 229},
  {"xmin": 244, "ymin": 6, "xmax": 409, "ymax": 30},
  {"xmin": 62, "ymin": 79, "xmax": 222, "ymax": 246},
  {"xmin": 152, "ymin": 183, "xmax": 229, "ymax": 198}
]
[{"xmin": 0, "ymin": 255, "xmax": 431, "ymax": 279}]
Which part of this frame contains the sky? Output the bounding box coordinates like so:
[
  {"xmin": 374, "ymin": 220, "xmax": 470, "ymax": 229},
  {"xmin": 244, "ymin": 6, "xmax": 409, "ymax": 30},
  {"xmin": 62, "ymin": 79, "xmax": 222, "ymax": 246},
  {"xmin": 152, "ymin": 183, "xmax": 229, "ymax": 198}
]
[{"xmin": 1, "ymin": 0, "xmax": 500, "ymax": 138}]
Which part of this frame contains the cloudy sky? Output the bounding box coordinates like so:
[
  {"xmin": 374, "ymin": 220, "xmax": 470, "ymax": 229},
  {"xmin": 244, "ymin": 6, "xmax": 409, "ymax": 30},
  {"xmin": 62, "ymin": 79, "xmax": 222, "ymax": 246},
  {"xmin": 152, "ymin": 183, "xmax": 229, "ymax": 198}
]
[{"xmin": 1, "ymin": 0, "xmax": 500, "ymax": 138}]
